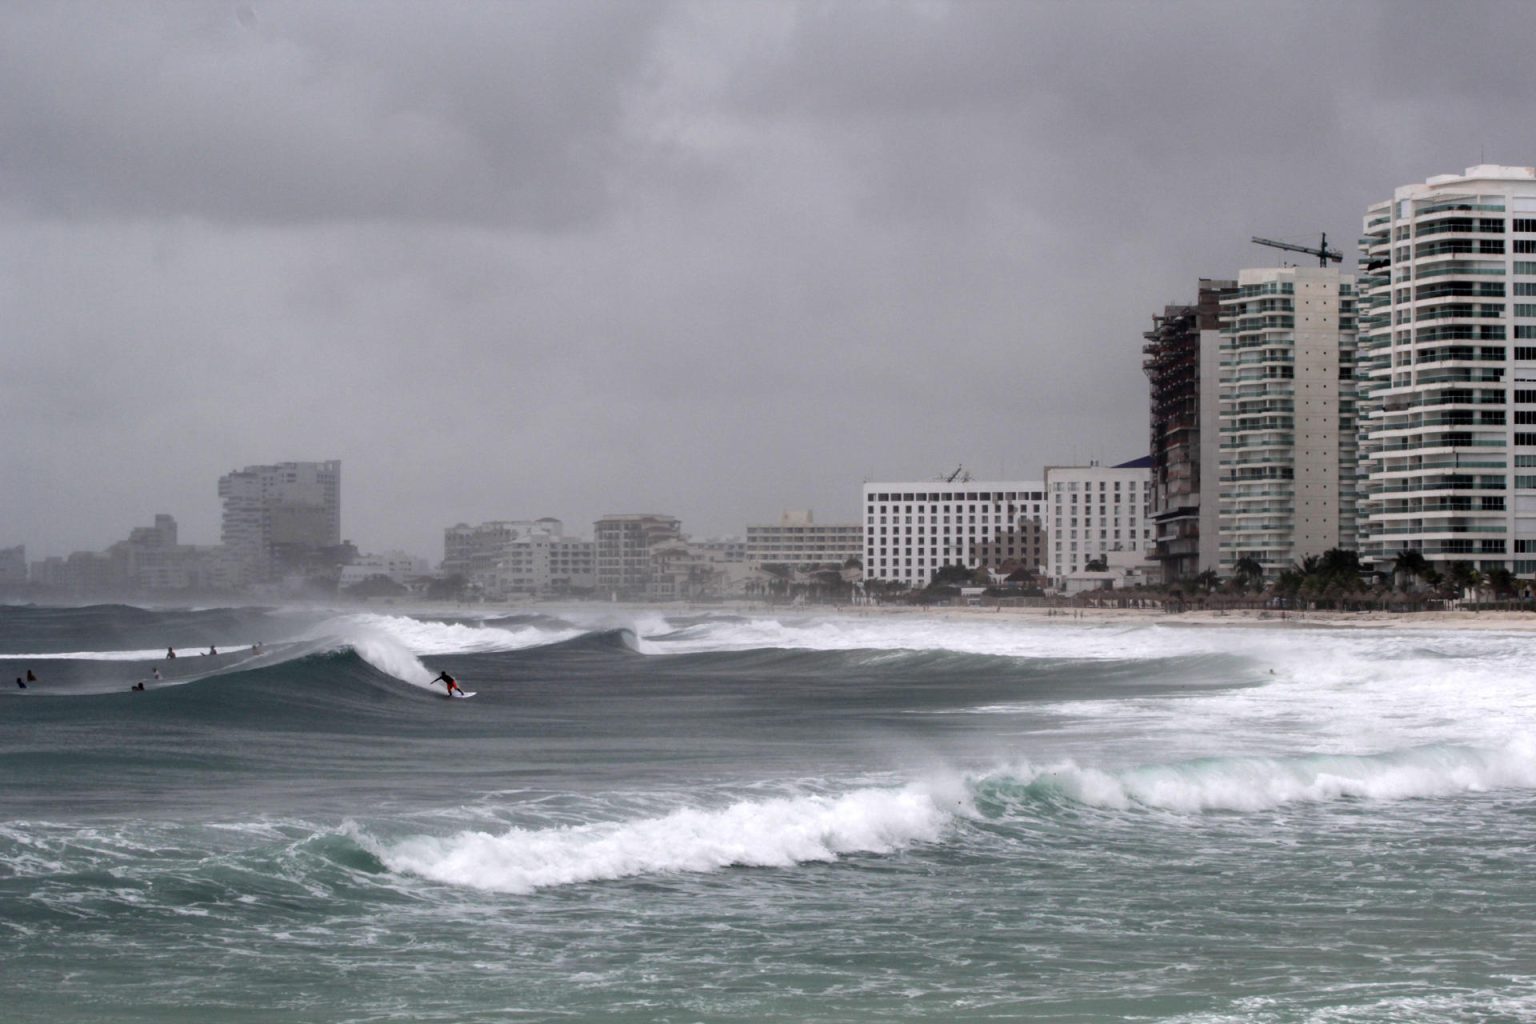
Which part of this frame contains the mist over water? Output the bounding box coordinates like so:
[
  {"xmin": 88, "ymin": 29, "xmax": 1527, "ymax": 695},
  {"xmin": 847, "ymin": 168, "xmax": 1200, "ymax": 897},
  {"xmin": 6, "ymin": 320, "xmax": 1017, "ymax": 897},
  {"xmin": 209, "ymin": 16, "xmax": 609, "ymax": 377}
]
[{"xmin": 3, "ymin": 603, "xmax": 1535, "ymax": 1022}]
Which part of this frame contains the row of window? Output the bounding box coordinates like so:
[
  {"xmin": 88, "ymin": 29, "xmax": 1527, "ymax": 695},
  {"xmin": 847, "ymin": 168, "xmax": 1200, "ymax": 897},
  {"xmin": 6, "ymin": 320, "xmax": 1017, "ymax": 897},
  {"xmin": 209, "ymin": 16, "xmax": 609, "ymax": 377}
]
[{"xmin": 867, "ymin": 491, "xmax": 1042, "ymax": 502}]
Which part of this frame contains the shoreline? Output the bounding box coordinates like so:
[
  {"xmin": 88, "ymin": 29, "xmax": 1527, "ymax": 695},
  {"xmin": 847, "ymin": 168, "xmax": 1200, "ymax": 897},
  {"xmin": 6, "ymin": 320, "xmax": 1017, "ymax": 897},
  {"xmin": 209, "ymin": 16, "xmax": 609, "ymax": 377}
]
[
  {"xmin": 382, "ymin": 595, "xmax": 1536, "ymax": 633},
  {"xmin": 823, "ymin": 601, "xmax": 1536, "ymax": 631}
]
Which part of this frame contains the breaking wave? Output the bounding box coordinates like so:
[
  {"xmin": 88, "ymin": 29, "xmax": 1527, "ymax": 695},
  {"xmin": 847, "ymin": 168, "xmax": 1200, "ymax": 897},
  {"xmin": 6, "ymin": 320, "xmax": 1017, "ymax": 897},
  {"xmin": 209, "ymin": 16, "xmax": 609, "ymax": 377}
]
[
  {"xmin": 376, "ymin": 779, "xmax": 965, "ymax": 893},
  {"xmin": 376, "ymin": 737, "xmax": 1536, "ymax": 894}
]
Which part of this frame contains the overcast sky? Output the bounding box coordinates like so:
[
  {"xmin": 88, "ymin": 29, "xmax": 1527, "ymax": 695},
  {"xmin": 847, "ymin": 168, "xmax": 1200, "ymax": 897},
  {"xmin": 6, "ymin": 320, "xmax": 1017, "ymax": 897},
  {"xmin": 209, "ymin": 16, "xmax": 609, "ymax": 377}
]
[{"xmin": 5, "ymin": 0, "xmax": 1535, "ymax": 561}]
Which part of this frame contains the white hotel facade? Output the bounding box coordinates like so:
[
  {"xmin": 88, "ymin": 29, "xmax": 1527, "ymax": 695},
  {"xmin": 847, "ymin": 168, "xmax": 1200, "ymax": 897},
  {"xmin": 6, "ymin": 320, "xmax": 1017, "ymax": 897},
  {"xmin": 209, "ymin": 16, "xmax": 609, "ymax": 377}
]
[
  {"xmin": 1044, "ymin": 462, "xmax": 1155, "ymax": 580},
  {"xmin": 861, "ymin": 481, "xmax": 1046, "ymax": 588},
  {"xmin": 1356, "ymin": 166, "xmax": 1536, "ymax": 575}
]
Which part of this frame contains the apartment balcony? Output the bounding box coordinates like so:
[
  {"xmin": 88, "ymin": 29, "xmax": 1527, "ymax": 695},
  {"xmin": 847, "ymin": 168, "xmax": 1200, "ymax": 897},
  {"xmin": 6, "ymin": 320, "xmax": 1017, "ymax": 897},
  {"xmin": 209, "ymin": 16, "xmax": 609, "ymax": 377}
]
[
  {"xmin": 1219, "ymin": 488, "xmax": 1295, "ymax": 502},
  {"xmin": 1375, "ymin": 499, "xmax": 1507, "ymax": 517},
  {"xmin": 1414, "ymin": 306, "xmax": 1505, "ymax": 322},
  {"xmin": 1414, "ymin": 368, "xmax": 1505, "ymax": 385},
  {"xmin": 1406, "ymin": 394, "xmax": 1507, "ymax": 411},
  {"xmin": 1413, "ymin": 218, "xmax": 1504, "ymax": 239},
  {"xmin": 1414, "ymin": 261, "xmax": 1507, "ymax": 279},
  {"xmin": 1413, "ymin": 241, "xmax": 1506, "ymax": 259},
  {"xmin": 1414, "ymin": 200, "xmax": 1505, "ymax": 216},
  {"xmin": 1370, "ymin": 524, "xmax": 1506, "ymax": 537},
  {"xmin": 1372, "ymin": 456, "xmax": 1508, "ymax": 475},
  {"xmin": 1369, "ymin": 476, "xmax": 1506, "ymax": 495}
]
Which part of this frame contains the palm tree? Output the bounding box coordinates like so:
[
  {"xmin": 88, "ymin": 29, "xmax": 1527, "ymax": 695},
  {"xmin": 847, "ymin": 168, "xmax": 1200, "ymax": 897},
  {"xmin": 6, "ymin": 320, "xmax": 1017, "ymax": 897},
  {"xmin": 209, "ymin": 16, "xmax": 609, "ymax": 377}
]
[
  {"xmin": 1233, "ymin": 556, "xmax": 1264, "ymax": 592},
  {"xmin": 1194, "ymin": 568, "xmax": 1220, "ymax": 593},
  {"xmin": 1391, "ymin": 548, "xmax": 1429, "ymax": 590},
  {"xmin": 1485, "ymin": 567, "xmax": 1516, "ymax": 599},
  {"xmin": 1318, "ymin": 548, "xmax": 1363, "ymax": 580},
  {"xmin": 1444, "ymin": 561, "xmax": 1480, "ymax": 600},
  {"xmin": 1274, "ymin": 568, "xmax": 1303, "ymax": 599}
]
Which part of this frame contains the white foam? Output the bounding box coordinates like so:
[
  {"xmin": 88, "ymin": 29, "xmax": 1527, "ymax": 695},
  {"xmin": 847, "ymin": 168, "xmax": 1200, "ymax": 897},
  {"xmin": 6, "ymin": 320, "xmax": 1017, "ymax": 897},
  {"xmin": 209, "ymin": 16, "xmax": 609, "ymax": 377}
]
[
  {"xmin": 298, "ymin": 612, "xmax": 581, "ymax": 690},
  {"xmin": 348, "ymin": 633, "xmax": 436, "ymax": 688},
  {"xmin": 1066, "ymin": 626, "xmax": 1536, "ymax": 756},
  {"xmin": 614, "ymin": 612, "xmax": 1183, "ymax": 660},
  {"xmin": 378, "ymin": 780, "xmax": 963, "ymax": 893},
  {"xmin": 312, "ymin": 612, "xmax": 583, "ymax": 656},
  {"xmin": 5, "ymin": 647, "xmax": 244, "ymax": 661},
  {"xmin": 1010, "ymin": 735, "xmax": 1536, "ymax": 813}
]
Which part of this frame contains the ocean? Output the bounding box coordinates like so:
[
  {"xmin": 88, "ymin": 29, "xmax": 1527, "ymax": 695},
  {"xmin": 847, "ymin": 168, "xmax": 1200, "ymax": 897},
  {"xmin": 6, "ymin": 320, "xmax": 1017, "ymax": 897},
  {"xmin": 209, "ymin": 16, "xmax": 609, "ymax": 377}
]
[{"xmin": 2, "ymin": 602, "xmax": 1535, "ymax": 1023}]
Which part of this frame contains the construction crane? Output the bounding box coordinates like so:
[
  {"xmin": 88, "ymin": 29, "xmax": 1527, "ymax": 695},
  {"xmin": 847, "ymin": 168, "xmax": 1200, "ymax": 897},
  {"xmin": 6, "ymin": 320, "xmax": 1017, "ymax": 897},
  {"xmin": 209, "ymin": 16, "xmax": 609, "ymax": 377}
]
[
  {"xmin": 1250, "ymin": 233, "xmax": 1343, "ymax": 268},
  {"xmin": 943, "ymin": 465, "xmax": 969, "ymax": 483}
]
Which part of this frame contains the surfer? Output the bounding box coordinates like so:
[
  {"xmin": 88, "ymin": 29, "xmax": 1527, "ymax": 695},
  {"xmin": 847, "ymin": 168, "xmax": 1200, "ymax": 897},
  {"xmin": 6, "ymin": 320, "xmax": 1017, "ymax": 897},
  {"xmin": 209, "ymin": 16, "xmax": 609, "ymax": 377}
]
[
  {"xmin": 26, "ymin": 670, "xmax": 37, "ymax": 683},
  {"xmin": 431, "ymin": 670, "xmax": 464, "ymax": 697},
  {"xmin": 167, "ymin": 647, "xmax": 176, "ymax": 659},
  {"xmin": 131, "ymin": 682, "xmax": 145, "ymax": 692},
  {"xmin": 14, "ymin": 677, "xmax": 24, "ymax": 690}
]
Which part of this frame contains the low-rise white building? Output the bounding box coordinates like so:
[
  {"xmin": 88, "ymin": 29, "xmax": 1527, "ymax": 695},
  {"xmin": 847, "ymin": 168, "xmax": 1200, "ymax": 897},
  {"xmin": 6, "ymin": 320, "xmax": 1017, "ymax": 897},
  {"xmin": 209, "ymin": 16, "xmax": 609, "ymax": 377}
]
[
  {"xmin": 441, "ymin": 518, "xmax": 594, "ymax": 598},
  {"xmin": 747, "ymin": 510, "xmax": 862, "ymax": 568},
  {"xmin": 490, "ymin": 532, "xmax": 595, "ymax": 597},
  {"xmin": 862, "ymin": 480, "xmax": 1047, "ymax": 589},
  {"xmin": 645, "ymin": 538, "xmax": 747, "ymax": 601},
  {"xmin": 594, "ymin": 514, "xmax": 683, "ymax": 598},
  {"xmin": 1044, "ymin": 461, "xmax": 1156, "ymax": 582},
  {"xmin": 340, "ymin": 550, "xmax": 430, "ymax": 588},
  {"xmin": 442, "ymin": 519, "xmax": 554, "ymax": 579}
]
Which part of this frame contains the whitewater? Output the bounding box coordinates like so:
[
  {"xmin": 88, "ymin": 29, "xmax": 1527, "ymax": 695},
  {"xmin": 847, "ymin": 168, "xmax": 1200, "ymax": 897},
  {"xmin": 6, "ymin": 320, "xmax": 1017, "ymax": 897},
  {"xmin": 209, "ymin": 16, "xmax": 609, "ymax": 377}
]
[{"xmin": 3, "ymin": 602, "xmax": 1535, "ymax": 1022}]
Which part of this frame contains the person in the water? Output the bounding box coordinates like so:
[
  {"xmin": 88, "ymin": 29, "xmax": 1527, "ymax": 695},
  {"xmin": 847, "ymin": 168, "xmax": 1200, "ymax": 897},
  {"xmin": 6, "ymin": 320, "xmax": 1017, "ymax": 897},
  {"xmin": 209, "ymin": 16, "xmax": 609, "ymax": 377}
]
[
  {"xmin": 431, "ymin": 671, "xmax": 463, "ymax": 696},
  {"xmin": 15, "ymin": 677, "xmax": 24, "ymax": 690}
]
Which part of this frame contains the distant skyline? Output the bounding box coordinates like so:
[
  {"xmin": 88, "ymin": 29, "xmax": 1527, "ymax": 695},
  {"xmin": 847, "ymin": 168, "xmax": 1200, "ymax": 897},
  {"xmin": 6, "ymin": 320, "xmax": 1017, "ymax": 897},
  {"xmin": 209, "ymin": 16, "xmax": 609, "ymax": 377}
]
[{"xmin": 6, "ymin": 1, "xmax": 1536, "ymax": 560}]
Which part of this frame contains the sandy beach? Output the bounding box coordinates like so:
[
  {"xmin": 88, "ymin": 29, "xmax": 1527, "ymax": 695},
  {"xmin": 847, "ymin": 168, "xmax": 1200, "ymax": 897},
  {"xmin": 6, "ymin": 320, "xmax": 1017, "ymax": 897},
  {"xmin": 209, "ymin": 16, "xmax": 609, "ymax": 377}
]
[{"xmin": 832, "ymin": 601, "xmax": 1536, "ymax": 632}]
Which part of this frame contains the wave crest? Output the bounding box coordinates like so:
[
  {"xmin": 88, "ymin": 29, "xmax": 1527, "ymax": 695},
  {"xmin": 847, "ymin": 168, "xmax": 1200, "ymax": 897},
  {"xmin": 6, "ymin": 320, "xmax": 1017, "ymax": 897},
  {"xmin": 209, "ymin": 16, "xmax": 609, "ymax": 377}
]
[
  {"xmin": 377, "ymin": 781, "xmax": 961, "ymax": 893},
  {"xmin": 991, "ymin": 738, "xmax": 1536, "ymax": 813}
]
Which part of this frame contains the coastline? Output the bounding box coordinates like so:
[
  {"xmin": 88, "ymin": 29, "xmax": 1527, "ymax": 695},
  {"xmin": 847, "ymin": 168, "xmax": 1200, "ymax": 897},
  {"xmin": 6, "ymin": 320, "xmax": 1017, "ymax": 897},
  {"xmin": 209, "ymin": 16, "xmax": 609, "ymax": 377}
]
[
  {"xmin": 834, "ymin": 601, "xmax": 1536, "ymax": 631},
  {"xmin": 373, "ymin": 595, "xmax": 1536, "ymax": 633}
]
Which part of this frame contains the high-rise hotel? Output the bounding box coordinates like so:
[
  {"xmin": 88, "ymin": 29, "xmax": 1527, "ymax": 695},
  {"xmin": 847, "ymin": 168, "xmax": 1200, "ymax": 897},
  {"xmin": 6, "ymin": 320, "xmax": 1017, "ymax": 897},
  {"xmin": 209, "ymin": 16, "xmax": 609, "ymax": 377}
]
[
  {"xmin": 218, "ymin": 460, "xmax": 342, "ymax": 583},
  {"xmin": 1218, "ymin": 265, "xmax": 1358, "ymax": 575},
  {"xmin": 1356, "ymin": 166, "xmax": 1536, "ymax": 575}
]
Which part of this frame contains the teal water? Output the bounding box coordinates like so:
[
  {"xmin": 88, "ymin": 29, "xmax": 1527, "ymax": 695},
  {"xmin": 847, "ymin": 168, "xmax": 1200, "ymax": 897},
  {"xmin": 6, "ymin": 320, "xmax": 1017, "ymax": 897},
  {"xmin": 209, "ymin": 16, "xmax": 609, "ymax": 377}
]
[{"xmin": 3, "ymin": 604, "xmax": 1535, "ymax": 1022}]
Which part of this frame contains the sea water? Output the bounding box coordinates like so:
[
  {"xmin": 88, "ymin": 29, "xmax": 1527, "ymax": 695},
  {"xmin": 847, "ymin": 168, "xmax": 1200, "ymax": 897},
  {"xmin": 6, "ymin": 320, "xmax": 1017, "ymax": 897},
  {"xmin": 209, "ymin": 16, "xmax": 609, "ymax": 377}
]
[{"xmin": 2, "ymin": 603, "xmax": 1535, "ymax": 1022}]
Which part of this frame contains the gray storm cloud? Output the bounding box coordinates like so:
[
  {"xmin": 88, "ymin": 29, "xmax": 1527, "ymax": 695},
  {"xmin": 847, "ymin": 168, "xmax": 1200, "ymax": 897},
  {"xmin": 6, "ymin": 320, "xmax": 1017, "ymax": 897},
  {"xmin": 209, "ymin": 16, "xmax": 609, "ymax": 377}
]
[{"xmin": 4, "ymin": 0, "xmax": 1535, "ymax": 560}]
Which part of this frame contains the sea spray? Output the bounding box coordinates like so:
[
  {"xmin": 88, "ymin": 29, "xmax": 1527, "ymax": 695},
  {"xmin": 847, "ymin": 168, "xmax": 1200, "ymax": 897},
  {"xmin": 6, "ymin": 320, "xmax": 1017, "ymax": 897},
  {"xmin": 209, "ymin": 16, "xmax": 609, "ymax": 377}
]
[
  {"xmin": 313, "ymin": 611, "xmax": 584, "ymax": 657},
  {"xmin": 990, "ymin": 737, "xmax": 1536, "ymax": 814},
  {"xmin": 378, "ymin": 780, "xmax": 965, "ymax": 893}
]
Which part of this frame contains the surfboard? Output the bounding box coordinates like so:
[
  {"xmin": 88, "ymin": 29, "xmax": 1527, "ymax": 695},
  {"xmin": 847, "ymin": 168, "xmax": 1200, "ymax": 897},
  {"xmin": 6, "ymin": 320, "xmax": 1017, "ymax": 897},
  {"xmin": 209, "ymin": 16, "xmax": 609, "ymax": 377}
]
[{"xmin": 447, "ymin": 690, "xmax": 476, "ymax": 699}]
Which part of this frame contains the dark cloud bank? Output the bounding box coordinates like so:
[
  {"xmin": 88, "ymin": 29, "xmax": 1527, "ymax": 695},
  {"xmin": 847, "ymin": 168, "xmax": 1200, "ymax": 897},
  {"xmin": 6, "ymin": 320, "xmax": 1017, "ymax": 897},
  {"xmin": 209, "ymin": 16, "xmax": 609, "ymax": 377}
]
[{"xmin": 5, "ymin": 1, "xmax": 1535, "ymax": 560}]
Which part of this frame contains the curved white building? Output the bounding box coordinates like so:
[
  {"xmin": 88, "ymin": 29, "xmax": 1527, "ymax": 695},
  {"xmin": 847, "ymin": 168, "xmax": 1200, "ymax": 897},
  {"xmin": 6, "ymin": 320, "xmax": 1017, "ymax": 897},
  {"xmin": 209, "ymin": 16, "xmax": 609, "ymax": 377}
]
[{"xmin": 1357, "ymin": 166, "xmax": 1536, "ymax": 575}]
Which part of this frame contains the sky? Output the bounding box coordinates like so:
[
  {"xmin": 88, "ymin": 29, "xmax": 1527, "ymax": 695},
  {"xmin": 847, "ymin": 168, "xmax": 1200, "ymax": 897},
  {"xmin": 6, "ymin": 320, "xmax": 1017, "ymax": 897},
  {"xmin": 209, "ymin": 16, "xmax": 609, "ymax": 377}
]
[{"xmin": 6, "ymin": 0, "xmax": 1536, "ymax": 562}]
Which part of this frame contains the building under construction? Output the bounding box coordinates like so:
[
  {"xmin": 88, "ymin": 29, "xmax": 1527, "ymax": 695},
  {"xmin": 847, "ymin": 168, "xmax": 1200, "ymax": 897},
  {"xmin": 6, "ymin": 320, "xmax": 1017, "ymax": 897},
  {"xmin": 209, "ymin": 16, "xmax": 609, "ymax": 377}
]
[{"xmin": 1142, "ymin": 279, "xmax": 1232, "ymax": 583}]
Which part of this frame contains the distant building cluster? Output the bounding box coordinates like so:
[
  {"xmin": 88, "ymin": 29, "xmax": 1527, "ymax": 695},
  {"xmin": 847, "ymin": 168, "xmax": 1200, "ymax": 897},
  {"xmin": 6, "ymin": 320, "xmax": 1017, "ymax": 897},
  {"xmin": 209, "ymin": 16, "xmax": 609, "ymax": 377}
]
[
  {"xmin": 1141, "ymin": 164, "xmax": 1536, "ymax": 585},
  {"xmin": 10, "ymin": 166, "xmax": 1536, "ymax": 601},
  {"xmin": 21, "ymin": 461, "xmax": 351, "ymax": 598}
]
